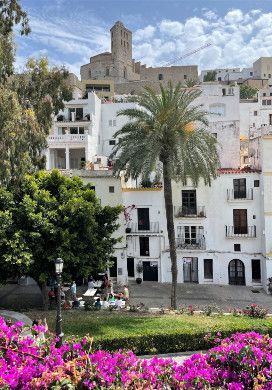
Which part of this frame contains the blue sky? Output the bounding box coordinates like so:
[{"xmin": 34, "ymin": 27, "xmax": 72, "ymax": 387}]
[{"xmin": 16, "ymin": 0, "xmax": 272, "ymax": 76}]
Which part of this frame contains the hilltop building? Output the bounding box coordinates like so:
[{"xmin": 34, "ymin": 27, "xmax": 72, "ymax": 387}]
[{"xmin": 80, "ymin": 21, "xmax": 198, "ymax": 95}]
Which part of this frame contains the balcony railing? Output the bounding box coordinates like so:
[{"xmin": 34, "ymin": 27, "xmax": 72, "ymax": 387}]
[
  {"xmin": 176, "ymin": 236, "xmax": 206, "ymax": 250},
  {"xmin": 126, "ymin": 222, "xmax": 160, "ymax": 233},
  {"xmin": 227, "ymin": 189, "xmax": 253, "ymax": 201},
  {"xmin": 48, "ymin": 134, "xmax": 87, "ymax": 143},
  {"xmin": 225, "ymin": 225, "xmax": 256, "ymax": 238},
  {"xmin": 174, "ymin": 206, "xmax": 206, "ymax": 218},
  {"xmin": 56, "ymin": 115, "xmax": 91, "ymax": 122}
]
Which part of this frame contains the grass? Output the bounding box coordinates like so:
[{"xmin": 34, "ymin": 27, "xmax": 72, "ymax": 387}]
[{"xmin": 25, "ymin": 310, "xmax": 272, "ymax": 340}]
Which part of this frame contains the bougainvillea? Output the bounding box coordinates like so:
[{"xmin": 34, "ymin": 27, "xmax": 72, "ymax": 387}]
[{"xmin": 1, "ymin": 316, "xmax": 272, "ymax": 389}]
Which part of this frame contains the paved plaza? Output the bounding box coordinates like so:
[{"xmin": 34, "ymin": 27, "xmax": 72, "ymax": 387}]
[{"xmin": 129, "ymin": 281, "xmax": 272, "ymax": 311}]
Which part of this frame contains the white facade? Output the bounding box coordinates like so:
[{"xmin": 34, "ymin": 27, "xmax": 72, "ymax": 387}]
[{"xmin": 45, "ymin": 81, "xmax": 272, "ymax": 290}]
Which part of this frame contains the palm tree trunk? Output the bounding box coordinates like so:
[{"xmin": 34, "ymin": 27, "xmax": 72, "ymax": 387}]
[{"xmin": 163, "ymin": 162, "xmax": 177, "ymax": 309}]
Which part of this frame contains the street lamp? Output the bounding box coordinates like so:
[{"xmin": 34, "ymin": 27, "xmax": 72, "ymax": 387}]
[{"xmin": 54, "ymin": 257, "xmax": 64, "ymax": 347}]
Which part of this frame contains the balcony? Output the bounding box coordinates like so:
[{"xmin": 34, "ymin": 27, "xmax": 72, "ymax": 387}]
[
  {"xmin": 48, "ymin": 134, "xmax": 87, "ymax": 144},
  {"xmin": 126, "ymin": 222, "xmax": 160, "ymax": 234},
  {"xmin": 176, "ymin": 236, "xmax": 206, "ymax": 250},
  {"xmin": 174, "ymin": 206, "xmax": 206, "ymax": 218},
  {"xmin": 227, "ymin": 189, "xmax": 253, "ymax": 201},
  {"xmin": 55, "ymin": 115, "xmax": 91, "ymax": 126},
  {"xmin": 225, "ymin": 225, "xmax": 256, "ymax": 238}
]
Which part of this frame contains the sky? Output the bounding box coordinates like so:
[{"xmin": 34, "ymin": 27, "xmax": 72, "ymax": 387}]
[{"xmin": 15, "ymin": 0, "xmax": 272, "ymax": 76}]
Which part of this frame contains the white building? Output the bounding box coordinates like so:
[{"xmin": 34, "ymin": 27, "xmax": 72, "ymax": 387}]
[
  {"xmin": 200, "ymin": 67, "xmax": 253, "ymax": 83},
  {"xmin": 45, "ymin": 80, "xmax": 272, "ymax": 291}
]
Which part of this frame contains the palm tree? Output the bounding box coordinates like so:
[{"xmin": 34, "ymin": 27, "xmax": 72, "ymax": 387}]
[{"xmin": 111, "ymin": 82, "xmax": 219, "ymax": 308}]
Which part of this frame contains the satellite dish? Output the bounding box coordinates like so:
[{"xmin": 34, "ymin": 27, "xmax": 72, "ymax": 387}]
[{"xmin": 248, "ymin": 148, "xmax": 256, "ymax": 157}]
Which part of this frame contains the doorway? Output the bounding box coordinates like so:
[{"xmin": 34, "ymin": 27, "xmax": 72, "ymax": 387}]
[
  {"xmin": 183, "ymin": 257, "xmax": 199, "ymax": 283},
  {"xmin": 228, "ymin": 259, "xmax": 245, "ymax": 285},
  {"xmin": 143, "ymin": 261, "xmax": 158, "ymax": 281},
  {"xmin": 127, "ymin": 257, "xmax": 135, "ymax": 278},
  {"xmin": 252, "ymin": 259, "xmax": 261, "ymax": 283},
  {"xmin": 109, "ymin": 257, "xmax": 117, "ymax": 278}
]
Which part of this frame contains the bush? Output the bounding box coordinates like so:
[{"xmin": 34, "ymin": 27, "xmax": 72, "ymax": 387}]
[
  {"xmin": 243, "ymin": 304, "xmax": 268, "ymax": 318},
  {"xmin": 2, "ymin": 316, "xmax": 272, "ymax": 389}
]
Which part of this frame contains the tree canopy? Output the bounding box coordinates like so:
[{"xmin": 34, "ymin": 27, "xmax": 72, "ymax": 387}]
[
  {"xmin": 240, "ymin": 84, "xmax": 258, "ymax": 99},
  {"xmin": 0, "ymin": 170, "xmax": 122, "ymax": 291},
  {"xmin": 0, "ymin": 1, "xmax": 72, "ymax": 190},
  {"xmin": 203, "ymin": 71, "xmax": 217, "ymax": 82}
]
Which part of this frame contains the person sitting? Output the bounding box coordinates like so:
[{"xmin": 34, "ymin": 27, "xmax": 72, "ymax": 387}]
[
  {"xmin": 107, "ymin": 293, "xmax": 115, "ymax": 302},
  {"xmin": 94, "ymin": 297, "xmax": 102, "ymax": 310},
  {"xmin": 115, "ymin": 296, "xmax": 123, "ymax": 310},
  {"xmin": 101, "ymin": 297, "xmax": 109, "ymax": 309},
  {"xmin": 63, "ymin": 300, "xmax": 71, "ymax": 310},
  {"xmin": 72, "ymin": 299, "xmax": 80, "ymax": 309}
]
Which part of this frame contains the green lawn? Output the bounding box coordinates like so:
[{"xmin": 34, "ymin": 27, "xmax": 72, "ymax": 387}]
[{"xmin": 25, "ymin": 310, "xmax": 272, "ymax": 355}]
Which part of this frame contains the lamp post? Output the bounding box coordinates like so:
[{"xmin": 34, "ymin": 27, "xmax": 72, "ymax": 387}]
[{"xmin": 54, "ymin": 257, "xmax": 64, "ymax": 347}]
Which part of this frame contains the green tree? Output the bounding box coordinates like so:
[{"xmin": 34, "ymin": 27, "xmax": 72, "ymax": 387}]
[
  {"xmin": 203, "ymin": 70, "xmax": 217, "ymax": 82},
  {"xmin": 0, "ymin": 0, "xmax": 30, "ymax": 84},
  {"xmin": 0, "ymin": 88, "xmax": 47, "ymax": 188},
  {"xmin": 0, "ymin": 170, "xmax": 122, "ymax": 307},
  {"xmin": 0, "ymin": 2, "xmax": 72, "ymax": 190},
  {"xmin": 240, "ymin": 84, "xmax": 258, "ymax": 99},
  {"xmin": 111, "ymin": 82, "xmax": 219, "ymax": 308}
]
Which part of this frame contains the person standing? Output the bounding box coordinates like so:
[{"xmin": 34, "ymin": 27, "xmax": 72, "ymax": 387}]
[
  {"xmin": 123, "ymin": 285, "xmax": 129, "ymax": 305},
  {"xmin": 71, "ymin": 281, "xmax": 77, "ymax": 299}
]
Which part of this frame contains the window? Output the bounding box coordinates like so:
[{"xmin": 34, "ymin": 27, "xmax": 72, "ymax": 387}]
[
  {"xmin": 109, "ymin": 139, "xmax": 116, "ymax": 145},
  {"xmin": 233, "ymin": 209, "xmax": 248, "ymax": 234},
  {"xmin": 137, "ymin": 208, "xmax": 150, "ymax": 231},
  {"xmin": 106, "ymin": 68, "xmax": 110, "ymax": 76},
  {"xmin": 218, "ymin": 77, "xmax": 222, "ymax": 81},
  {"xmin": 109, "ymin": 120, "xmax": 113, "ymax": 126},
  {"xmin": 70, "ymin": 127, "xmax": 78, "ymax": 134},
  {"xmin": 58, "ymin": 127, "xmax": 66, "ymax": 135},
  {"xmin": 184, "ymin": 74, "xmax": 187, "ymax": 79},
  {"xmin": 184, "ymin": 226, "xmax": 197, "ymax": 245},
  {"xmin": 209, "ymin": 103, "xmax": 226, "ymax": 116},
  {"xmin": 139, "ymin": 237, "xmax": 149, "ymax": 256},
  {"xmin": 254, "ymin": 180, "xmax": 260, "ymax": 187},
  {"xmin": 222, "ymin": 88, "xmax": 226, "ymax": 96},
  {"xmin": 264, "ymin": 74, "xmax": 266, "ymax": 77},
  {"xmin": 234, "ymin": 244, "xmax": 241, "ymax": 252},
  {"xmin": 158, "ymin": 73, "xmax": 163, "ymax": 80},
  {"xmin": 250, "ymin": 72, "xmax": 253, "ymax": 76},
  {"xmin": 204, "ymin": 259, "xmax": 213, "ymax": 279},
  {"xmin": 254, "ymin": 111, "xmax": 258, "ymax": 116},
  {"xmin": 79, "ymin": 127, "xmax": 84, "ymax": 134},
  {"xmin": 182, "ymin": 190, "xmax": 197, "ymax": 215},
  {"xmin": 268, "ymin": 100, "xmax": 272, "ymax": 105},
  {"xmin": 269, "ymin": 74, "xmax": 271, "ymax": 78},
  {"xmin": 109, "ymin": 257, "xmax": 117, "ymax": 277},
  {"xmin": 233, "ymin": 178, "xmax": 246, "ymax": 199},
  {"xmin": 262, "ymin": 100, "xmax": 267, "ymax": 105},
  {"xmin": 270, "ymin": 93, "xmax": 272, "ymax": 96},
  {"xmin": 212, "ymin": 132, "xmax": 217, "ymax": 138},
  {"xmin": 113, "ymin": 119, "xmax": 117, "ymax": 126},
  {"xmin": 109, "ymin": 186, "xmax": 115, "ymax": 193},
  {"xmin": 263, "ymin": 92, "xmax": 267, "ymax": 96},
  {"xmin": 270, "ymin": 114, "xmax": 272, "ymax": 125}
]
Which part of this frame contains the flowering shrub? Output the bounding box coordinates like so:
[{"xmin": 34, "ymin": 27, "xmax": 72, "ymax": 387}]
[
  {"xmin": 243, "ymin": 303, "xmax": 268, "ymax": 318},
  {"xmin": 1, "ymin": 316, "xmax": 272, "ymax": 388}
]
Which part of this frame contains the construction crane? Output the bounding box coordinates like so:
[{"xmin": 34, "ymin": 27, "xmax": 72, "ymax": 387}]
[{"xmin": 161, "ymin": 42, "xmax": 212, "ymax": 67}]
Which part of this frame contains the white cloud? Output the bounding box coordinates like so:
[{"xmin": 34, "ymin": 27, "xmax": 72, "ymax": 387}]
[
  {"xmin": 159, "ymin": 20, "xmax": 183, "ymax": 37},
  {"xmin": 224, "ymin": 9, "xmax": 244, "ymax": 24},
  {"xmin": 134, "ymin": 25, "xmax": 156, "ymax": 42},
  {"xmin": 203, "ymin": 10, "xmax": 218, "ymax": 20}
]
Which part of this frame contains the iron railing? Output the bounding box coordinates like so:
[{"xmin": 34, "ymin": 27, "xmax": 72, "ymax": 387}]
[
  {"xmin": 176, "ymin": 235, "xmax": 206, "ymax": 250},
  {"xmin": 227, "ymin": 189, "xmax": 253, "ymax": 201},
  {"xmin": 174, "ymin": 206, "xmax": 206, "ymax": 218},
  {"xmin": 126, "ymin": 221, "xmax": 160, "ymax": 233},
  {"xmin": 225, "ymin": 225, "xmax": 256, "ymax": 238}
]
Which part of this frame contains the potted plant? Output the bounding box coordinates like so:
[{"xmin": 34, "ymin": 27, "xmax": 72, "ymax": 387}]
[{"xmin": 136, "ymin": 262, "xmax": 143, "ymax": 284}]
